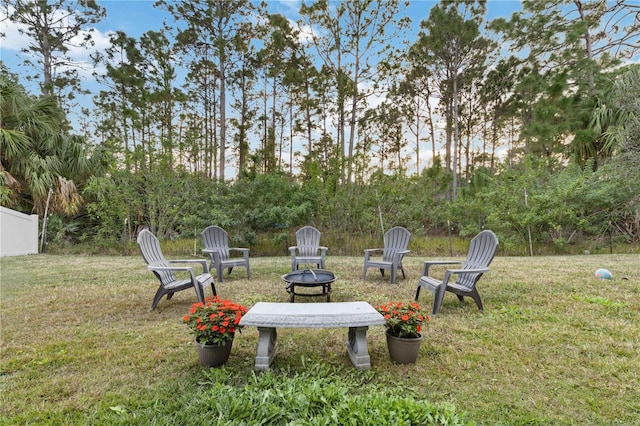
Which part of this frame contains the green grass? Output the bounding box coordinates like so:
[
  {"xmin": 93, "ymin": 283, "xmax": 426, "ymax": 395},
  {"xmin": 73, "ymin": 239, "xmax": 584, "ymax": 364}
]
[{"xmin": 1, "ymin": 253, "xmax": 639, "ymax": 424}]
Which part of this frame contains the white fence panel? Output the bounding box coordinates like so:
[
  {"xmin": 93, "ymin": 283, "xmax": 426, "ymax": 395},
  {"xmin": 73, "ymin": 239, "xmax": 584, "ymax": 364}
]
[{"xmin": 0, "ymin": 207, "xmax": 39, "ymax": 257}]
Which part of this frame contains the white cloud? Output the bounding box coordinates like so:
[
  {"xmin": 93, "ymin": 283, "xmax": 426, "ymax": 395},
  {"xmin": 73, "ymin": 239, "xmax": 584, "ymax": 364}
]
[
  {"xmin": 1, "ymin": 5, "xmax": 30, "ymax": 52},
  {"xmin": 294, "ymin": 21, "xmax": 315, "ymax": 46}
]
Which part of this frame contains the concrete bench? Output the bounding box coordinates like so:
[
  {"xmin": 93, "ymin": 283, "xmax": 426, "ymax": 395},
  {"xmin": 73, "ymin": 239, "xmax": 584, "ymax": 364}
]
[{"xmin": 239, "ymin": 301, "xmax": 385, "ymax": 371}]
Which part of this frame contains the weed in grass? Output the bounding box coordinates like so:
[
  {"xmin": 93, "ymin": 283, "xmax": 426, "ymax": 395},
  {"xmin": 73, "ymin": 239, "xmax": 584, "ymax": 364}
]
[{"xmin": 572, "ymin": 294, "xmax": 626, "ymax": 309}]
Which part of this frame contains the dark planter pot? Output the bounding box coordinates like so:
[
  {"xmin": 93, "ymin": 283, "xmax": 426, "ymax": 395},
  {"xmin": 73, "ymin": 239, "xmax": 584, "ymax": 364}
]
[
  {"xmin": 194, "ymin": 338, "xmax": 234, "ymax": 367},
  {"xmin": 385, "ymin": 330, "xmax": 423, "ymax": 364}
]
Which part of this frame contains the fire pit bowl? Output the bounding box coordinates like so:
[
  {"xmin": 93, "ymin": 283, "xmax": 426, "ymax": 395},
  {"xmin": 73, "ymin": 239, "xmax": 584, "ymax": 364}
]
[{"xmin": 282, "ymin": 269, "xmax": 336, "ymax": 302}]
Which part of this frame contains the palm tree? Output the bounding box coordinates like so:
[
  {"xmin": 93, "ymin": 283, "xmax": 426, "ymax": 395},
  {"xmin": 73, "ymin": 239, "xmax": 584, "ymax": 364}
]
[
  {"xmin": 585, "ymin": 65, "xmax": 639, "ymax": 168},
  {"xmin": 1, "ymin": 68, "xmax": 96, "ymax": 215}
]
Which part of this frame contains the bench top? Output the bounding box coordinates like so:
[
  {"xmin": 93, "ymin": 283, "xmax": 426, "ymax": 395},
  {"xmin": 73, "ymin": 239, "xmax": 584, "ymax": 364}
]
[{"xmin": 239, "ymin": 301, "xmax": 385, "ymax": 328}]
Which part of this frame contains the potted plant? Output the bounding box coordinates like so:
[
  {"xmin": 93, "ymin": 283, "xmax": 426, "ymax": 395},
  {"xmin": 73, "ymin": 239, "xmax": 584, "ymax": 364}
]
[
  {"xmin": 375, "ymin": 301, "xmax": 430, "ymax": 364},
  {"xmin": 183, "ymin": 296, "xmax": 248, "ymax": 367}
]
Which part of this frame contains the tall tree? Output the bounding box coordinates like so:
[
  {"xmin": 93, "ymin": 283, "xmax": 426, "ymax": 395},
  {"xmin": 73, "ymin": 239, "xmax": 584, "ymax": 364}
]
[
  {"xmin": 138, "ymin": 29, "xmax": 185, "ymax": 170},
  {"xmin": 3, "ymin": 0, "xmax": 105, "ymax": 114},
  {"xmin": 228, "ymin": 17, "xmax": 261, "ymax": 179},
  {"xmin": 300, "ymin": 0, "xmax": 409, "ymax": 184},
  {"xmin": 394, "ymin": 58, "xmax": 437, "ymax": 175},
  {"xmin": 490, "ymin": 0, "xmax": 640, "ymax": 169},
  {"xmin": 478, "ymin": 57, "xmax": 519, "ymax": 173},
  {"xmin": 159, "ymin": 0, "xmax": 257, "ymax": 182},
  {"xmin": 94, "ymin": 31, "xmax": 149, "ymax": 172},
  {"xmin": 360, "ymin": 101, "xmax": 407, "ymax": 175},
  {"xmin": 257, "ymin": 13, "xmax": 301, "ymax": 173},
  {"xmin": 413, "ymin": 0, "xmax": 490, "ymax": 200}
]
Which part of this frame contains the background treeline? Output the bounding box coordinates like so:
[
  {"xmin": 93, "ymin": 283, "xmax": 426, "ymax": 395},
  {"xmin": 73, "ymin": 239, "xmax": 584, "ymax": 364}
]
[{"xmin": 1, "ymin": 0, "xmax": 639, "ymax": 255}]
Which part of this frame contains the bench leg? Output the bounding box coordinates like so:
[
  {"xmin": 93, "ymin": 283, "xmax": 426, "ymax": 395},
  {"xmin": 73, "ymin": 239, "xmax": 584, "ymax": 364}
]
[
  {"xmin": 255, "ymin": 327, "xmax": 278, "ymax": 371},
  {"xmin": 346, "ymin": 326, "xmax": 371, "ymax": 370}
]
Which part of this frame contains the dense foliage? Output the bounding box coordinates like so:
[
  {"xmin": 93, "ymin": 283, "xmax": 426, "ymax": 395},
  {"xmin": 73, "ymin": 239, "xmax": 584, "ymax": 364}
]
[
  {"xmin": 73, "ymin": 153, "xmax": 638, "ymax": 255},
  {"xmin": 1, "ymin": 0, "xmax": 639, "ymax": 252}
]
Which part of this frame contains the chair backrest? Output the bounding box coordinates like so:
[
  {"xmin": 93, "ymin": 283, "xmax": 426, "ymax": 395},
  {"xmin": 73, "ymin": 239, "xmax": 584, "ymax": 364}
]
[
  {"xmin": 201, "ymin": 226, "xmax": 230, "ymax": 260},
  {"xmin": 296, "ymin": 226, "xmax": 321, "ymax": 257},
  {"xmin": 457, "ymin": 230, "xmax": 499, "ymax": 289},
  {"xmin": 137, "ymin": 229, "xmax": 175, "ymax": 284},
  {"xmin": 382, "ymin": 226, "xmax": 411, "ymax": 262}
]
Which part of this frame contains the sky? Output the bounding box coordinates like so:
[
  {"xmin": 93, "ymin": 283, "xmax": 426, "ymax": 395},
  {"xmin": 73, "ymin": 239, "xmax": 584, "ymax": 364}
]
[
  {"xmin": 89, "ymin": 0, "xmax": 523, "ymax": 37},
  {"xmin": 0, "ymin": 0, "xmax": 525, "ymax": 175},
  {"xmin": 1, "ymin": 0, "xmax": 524, "ymax": 96}
]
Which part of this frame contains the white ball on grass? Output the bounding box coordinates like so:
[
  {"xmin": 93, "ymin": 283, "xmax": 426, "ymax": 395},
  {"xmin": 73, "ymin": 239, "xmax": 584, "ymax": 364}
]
[{"xmin": 595, "ymin": 268, "xmax": 613, "ymax": 280}]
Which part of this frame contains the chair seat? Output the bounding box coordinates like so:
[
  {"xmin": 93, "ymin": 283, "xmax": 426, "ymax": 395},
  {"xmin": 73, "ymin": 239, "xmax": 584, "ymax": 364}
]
[
  {"xmin": 445, "ymin": 281, "xmax": 472, "ymax": 293},
  {"xmin": 165, "ymin": 272, "xmax": 213, "ymax": 291},
  {"xmin": 294, "ymin": 256, "xmax": 323, "ymax": 263},
  {"xmin": 417, "ymin": 275, "xmax": 443, "ymax": 291},
  {"xmin": 365, "ymin": 260, "xmax": 393, "ymax": 269},
  {"xmin": 219, "ymin": 259, "xmax": 250, "ymax": 268},
  {"xmin": 163, "ymin": 278, "xmax": 193, "ymax": 291}
]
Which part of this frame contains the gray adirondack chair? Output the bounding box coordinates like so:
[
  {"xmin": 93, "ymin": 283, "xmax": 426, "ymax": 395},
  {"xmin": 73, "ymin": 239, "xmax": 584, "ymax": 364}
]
[
  {"xmin": 415, "ymin": 230, "xmax": 499, "ymax": 315},
  {"xmin": 362, "ymin": 226, "xmax": 411, "ymax": 284},
  {"xmin": 289, "ymin": 226, "xmax": 328, "ymax": 271},
  {"xmin": 201, "ymin": 226, "xmax": 250, "ymax": 282},
  {"xmin": 137, "ymin": 229, "xmax": 215, "ymax": 310}
]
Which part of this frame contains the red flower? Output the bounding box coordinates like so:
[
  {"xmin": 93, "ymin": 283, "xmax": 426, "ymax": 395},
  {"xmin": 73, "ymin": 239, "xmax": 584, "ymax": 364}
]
[
  {"xmin": 375, "ymin": 300, "xmax": 429, "ymax": 339},
  {"xmin": 184, "ymin": 297, "xmax": 248, "ymax": 345}
]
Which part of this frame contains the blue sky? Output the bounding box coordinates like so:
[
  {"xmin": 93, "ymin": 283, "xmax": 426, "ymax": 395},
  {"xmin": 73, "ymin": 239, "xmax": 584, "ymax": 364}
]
[
  {"xmin": 0, "ymin": 0, "xmax": 524, "ymax": 174},
  {"xmin": 2, "ymin": 0, "xmax": 524, "ymax": 92},
  {"xmin": 94, "ymin": 0, "xmax": 524, "ymax": 47},
  {"xmin": 91, "ymin": 1, "xmax": 522, "ymax": 37}
]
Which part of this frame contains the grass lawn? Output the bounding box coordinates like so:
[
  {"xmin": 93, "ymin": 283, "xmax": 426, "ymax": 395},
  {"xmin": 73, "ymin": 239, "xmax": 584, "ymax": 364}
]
[{"xmin": 1, "ymin": 253, "xmax": 639, "ymax": 425}]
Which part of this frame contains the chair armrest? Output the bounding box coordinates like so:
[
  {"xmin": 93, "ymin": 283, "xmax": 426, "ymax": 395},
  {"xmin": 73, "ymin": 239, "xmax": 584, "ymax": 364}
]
[
  {"xmin": 229, "ymin": 247, "xmax": 249, "ymax": 253},
  {"xmin": 442, "ymin": 267, "xmax": 490, "ymax": 285},
  {"xmin": 168, "ymin": 259, "xmax": 210, "ymax": 273},
  {"xmin": 363, "ymin": 248, "xmax": 382, "ymax": 262},
  {"xmin": 422, "ymin": 260, "xmax": 460, "ymax": 276},
  {"xmin": 229, "ymin": 248, "xmax": 250, "ymax": 260},
  {"xmin": 392, "ymin": 250, "xmax": 410, "ymax": 265},
  {"xmin": 445, "ymin": 267, "xmax": 490, "ymax": 275},
  {"xmin": 149, "ymin": 265, "xmax": 193, "ymax": 272},
  {"xmin": 288, "ymin": 246, "xmax": 298, "ymax": 255},
  {"xmin": 319, "ymin": 246, "xmax": 328, "ymax": 255},
  {"xmin": 149, "ymin": 265, "xmax": 198, "ymax": 282}
]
